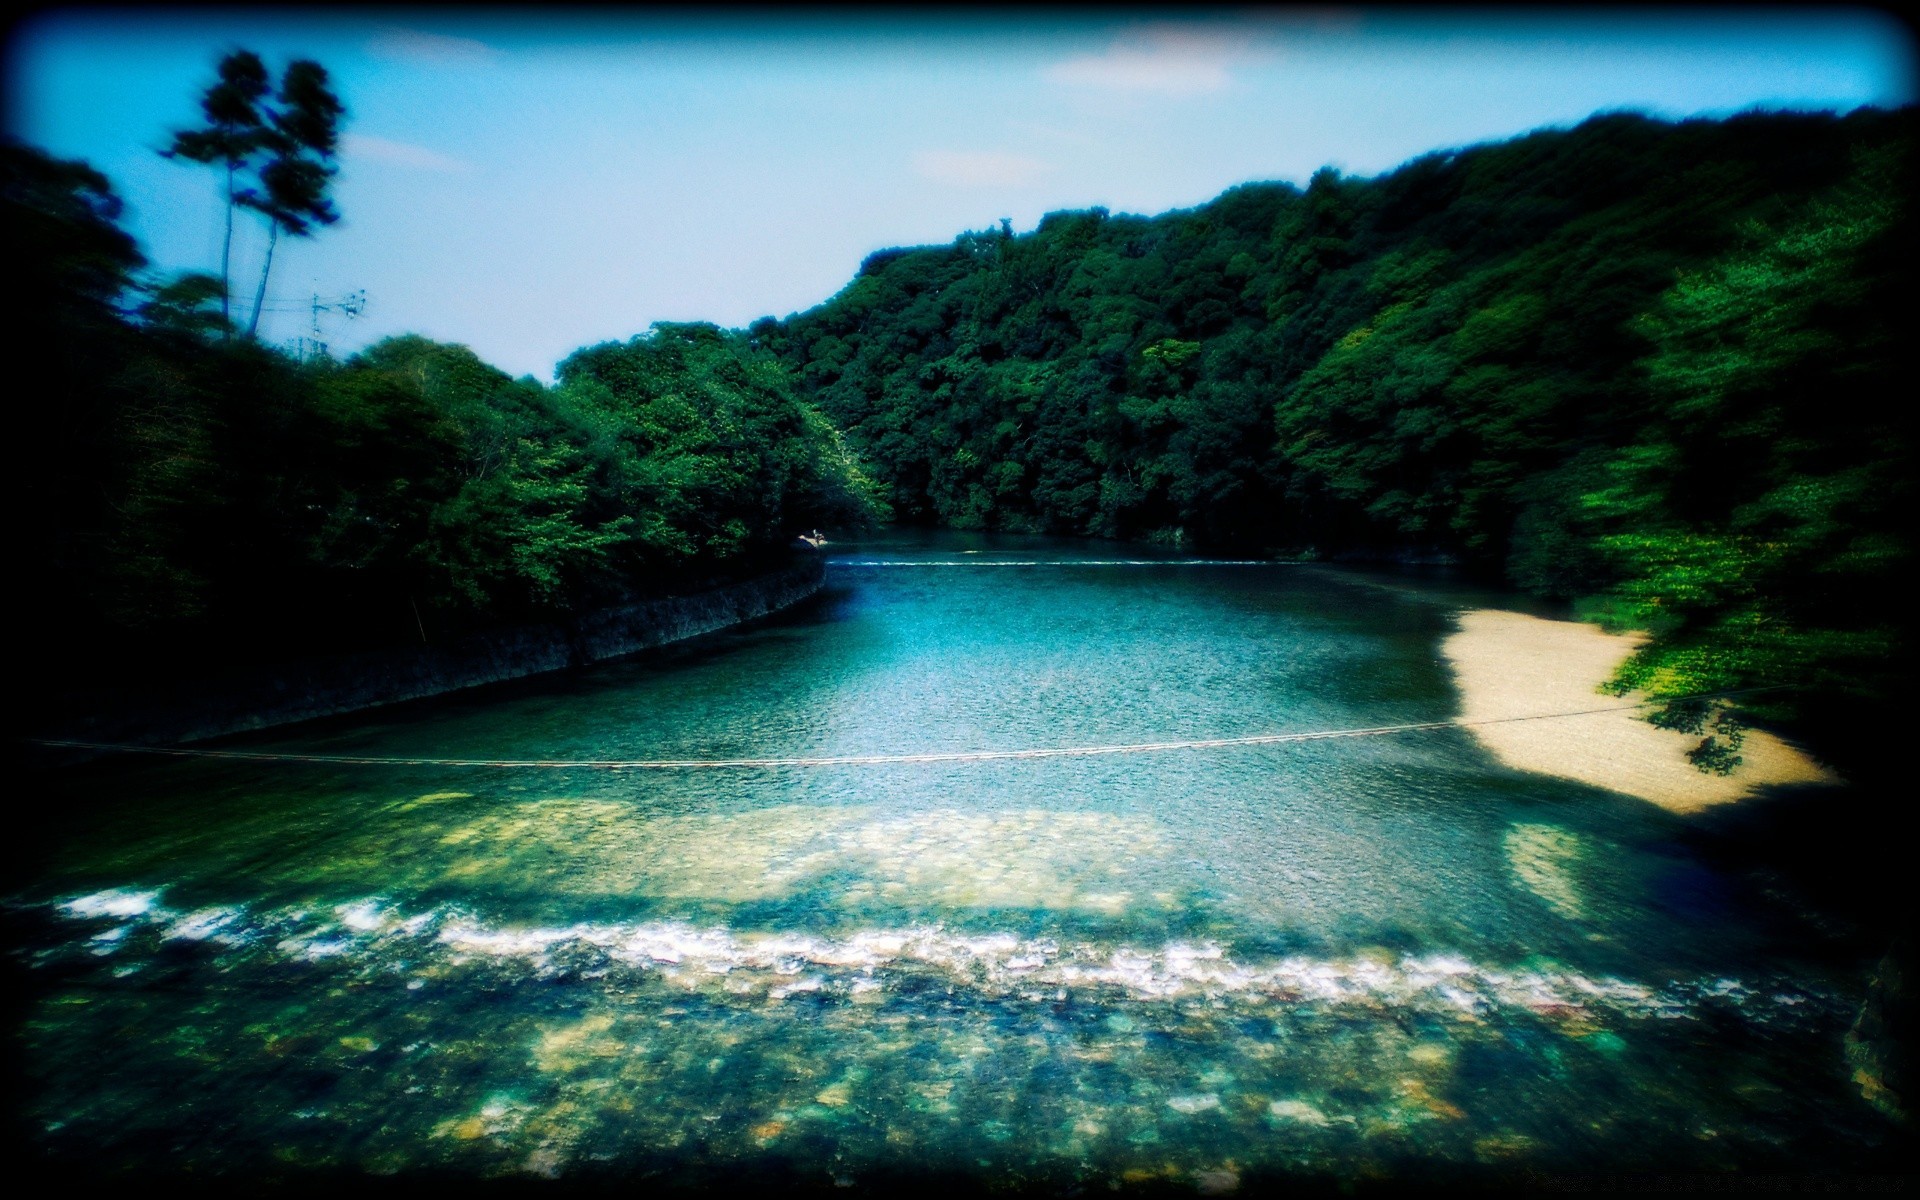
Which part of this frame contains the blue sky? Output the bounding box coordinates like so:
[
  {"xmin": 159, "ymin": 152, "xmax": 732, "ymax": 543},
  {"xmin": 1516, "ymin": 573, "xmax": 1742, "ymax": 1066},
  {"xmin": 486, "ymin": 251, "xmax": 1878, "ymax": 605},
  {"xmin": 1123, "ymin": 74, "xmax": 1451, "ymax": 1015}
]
[{"xmin": 6, "ymin": 8, "xmax": 1914, "ymax": 380}]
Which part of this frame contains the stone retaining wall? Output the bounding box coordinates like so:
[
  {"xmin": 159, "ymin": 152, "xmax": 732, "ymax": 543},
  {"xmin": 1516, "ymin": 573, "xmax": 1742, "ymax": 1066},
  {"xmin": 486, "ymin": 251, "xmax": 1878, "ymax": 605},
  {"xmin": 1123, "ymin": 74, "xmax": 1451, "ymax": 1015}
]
[{"xmin": 37, "ymin": 556, "xmax": 827, "ymax": 755}]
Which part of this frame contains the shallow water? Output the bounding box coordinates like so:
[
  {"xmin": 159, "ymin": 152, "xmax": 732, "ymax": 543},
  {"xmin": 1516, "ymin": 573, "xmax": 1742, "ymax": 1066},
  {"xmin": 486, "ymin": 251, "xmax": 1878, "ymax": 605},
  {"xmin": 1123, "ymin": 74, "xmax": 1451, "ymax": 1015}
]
[{"xmin": 12, "ymin": 531, "xmax": 1893, "ymax": 1187}]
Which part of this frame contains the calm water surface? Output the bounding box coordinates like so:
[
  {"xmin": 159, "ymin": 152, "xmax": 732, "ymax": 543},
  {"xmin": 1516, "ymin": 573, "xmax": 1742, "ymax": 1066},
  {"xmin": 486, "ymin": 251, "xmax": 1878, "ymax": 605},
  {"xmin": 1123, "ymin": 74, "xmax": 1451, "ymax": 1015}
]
[{"xmin": 12, "ymin": 532, "xmax": 1892, "ymax": 1187}]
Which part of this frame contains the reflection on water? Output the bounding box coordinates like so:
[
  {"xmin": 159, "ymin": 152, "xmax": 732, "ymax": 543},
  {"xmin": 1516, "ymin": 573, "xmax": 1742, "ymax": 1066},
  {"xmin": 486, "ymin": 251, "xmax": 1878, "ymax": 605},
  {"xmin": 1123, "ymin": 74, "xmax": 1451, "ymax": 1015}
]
[{"xmin": 12, "ymin": 532, "xmax": 1895, "ymax": 1186}]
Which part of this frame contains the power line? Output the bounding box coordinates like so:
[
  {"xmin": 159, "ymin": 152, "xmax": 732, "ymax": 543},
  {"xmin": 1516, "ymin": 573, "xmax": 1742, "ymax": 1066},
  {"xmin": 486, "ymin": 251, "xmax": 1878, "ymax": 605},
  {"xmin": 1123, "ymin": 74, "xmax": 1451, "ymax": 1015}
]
[
  {"xmin": 255, "ymin": 292, "xmax": 366, "ymax": 311},
  {"xmin": 280, "ymin": 289, "xmax": 367, "ymax": 361}
]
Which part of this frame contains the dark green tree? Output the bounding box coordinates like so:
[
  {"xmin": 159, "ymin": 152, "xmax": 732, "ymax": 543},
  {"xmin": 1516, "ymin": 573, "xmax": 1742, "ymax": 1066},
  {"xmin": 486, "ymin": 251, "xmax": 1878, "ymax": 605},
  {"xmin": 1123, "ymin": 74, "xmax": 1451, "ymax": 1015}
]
[
  {"xmin": 763, "ymin": 107, "xmax": 1912, "ymax": 772},
  {"xmin": 242, "ymin": 59, "xmax": 345, "ymax": 338},
  {"xmin": 162, "ymin": 49, "xmax": 269, "ymax": 331}
]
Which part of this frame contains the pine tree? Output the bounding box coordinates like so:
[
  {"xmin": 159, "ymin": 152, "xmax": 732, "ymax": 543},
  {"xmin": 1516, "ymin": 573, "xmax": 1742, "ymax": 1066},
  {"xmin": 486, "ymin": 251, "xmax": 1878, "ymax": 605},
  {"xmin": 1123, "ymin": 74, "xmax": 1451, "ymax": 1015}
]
[
  {"xmin": 242, "ymin": 59, "xmax": 345, "ymax": 339},
  {"xmin": 162, "ymin": 50, "xmax": 269, "ymax": 332}
]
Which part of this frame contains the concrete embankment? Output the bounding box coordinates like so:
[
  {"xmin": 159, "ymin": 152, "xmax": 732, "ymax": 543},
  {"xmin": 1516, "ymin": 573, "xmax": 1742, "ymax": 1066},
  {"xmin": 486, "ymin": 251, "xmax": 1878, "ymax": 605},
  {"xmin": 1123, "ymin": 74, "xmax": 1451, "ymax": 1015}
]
[{"xmin": 36, "ymin": 556, "xmax": 827, "ymax": 755}]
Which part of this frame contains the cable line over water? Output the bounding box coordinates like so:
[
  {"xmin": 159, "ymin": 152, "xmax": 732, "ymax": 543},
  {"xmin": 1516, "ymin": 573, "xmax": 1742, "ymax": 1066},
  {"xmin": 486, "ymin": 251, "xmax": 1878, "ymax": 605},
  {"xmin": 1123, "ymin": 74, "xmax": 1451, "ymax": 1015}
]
[
  {"xmin": 29, "ymin": 687, "xmax": 1789, "ymax": 771},
  {"xmin": 831, "ymin": 559, "xmax": 1289, "ymax": 567}
]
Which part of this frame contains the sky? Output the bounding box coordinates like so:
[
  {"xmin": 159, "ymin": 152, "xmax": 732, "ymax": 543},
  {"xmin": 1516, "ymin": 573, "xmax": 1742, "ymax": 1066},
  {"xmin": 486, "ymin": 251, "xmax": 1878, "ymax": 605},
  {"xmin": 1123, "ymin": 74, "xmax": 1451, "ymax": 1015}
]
[{"xmin": 5, "ymin": 7, "xmax": 1914, "ymax": 381}]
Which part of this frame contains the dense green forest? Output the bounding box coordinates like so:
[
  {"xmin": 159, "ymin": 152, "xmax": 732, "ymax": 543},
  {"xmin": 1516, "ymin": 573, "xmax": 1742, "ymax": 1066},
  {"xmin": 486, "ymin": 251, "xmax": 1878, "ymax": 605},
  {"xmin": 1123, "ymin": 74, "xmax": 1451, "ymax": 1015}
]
[
  {"xmin": 9, "ymin": 103, "xmax": 1913, "ymax": 774},
  {"xmin": 755, "ymin": 109, "xmax": 1912, "ymax": 772},
  {"xmin": 7, "ymin": 138, "xmax": 879, "ymax": 688}
]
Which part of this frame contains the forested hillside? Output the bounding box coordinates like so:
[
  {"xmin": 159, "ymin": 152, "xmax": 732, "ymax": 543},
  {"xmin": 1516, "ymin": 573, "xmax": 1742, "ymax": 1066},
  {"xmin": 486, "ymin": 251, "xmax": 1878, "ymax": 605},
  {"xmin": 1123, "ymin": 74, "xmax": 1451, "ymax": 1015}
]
[
  {"xmin": 7, "ymin": 140, "xmax": 878, "ymax": 685},
  {"xmin": 9, "ymin": 105, "xmax": 1912, "ymax": 774},
  {"xmin": 758, "ymin": 109, "xmax": 1912, "ymax": 771}
]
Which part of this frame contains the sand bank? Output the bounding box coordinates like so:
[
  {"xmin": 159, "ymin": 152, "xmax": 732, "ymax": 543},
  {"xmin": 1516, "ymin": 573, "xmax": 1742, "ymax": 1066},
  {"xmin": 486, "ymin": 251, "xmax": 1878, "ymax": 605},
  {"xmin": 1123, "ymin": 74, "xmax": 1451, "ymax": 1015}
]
[{"xmin": 1441, "ymin": 609, "xmax": 1839, "ymax": 814}]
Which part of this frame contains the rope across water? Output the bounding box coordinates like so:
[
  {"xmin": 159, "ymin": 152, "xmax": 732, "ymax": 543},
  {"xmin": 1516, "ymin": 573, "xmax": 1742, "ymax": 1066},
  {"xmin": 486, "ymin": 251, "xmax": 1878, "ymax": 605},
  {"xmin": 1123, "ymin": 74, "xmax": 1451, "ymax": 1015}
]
[
  {"xmin": 833, "ymin": 559, "xmax": 1284, "ymax": 567},
  {"xmin": 29, "ymin": 688, "xmax": 1786, "ymax": 771}
]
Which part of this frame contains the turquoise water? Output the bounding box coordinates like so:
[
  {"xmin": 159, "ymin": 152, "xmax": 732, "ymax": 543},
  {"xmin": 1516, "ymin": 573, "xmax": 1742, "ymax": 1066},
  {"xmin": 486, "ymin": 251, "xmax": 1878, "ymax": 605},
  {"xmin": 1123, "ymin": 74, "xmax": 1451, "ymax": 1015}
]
[{"xmin": 12, "ymin": 532, "xmax": 1892, "ymax": 1187}]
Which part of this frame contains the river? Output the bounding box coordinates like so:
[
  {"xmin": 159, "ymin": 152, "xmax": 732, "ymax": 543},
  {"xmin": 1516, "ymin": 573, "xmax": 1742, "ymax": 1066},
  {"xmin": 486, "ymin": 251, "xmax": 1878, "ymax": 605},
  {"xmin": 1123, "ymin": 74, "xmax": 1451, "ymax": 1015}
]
[{"xmin": 10, "ymin": 531, "xmax": 1894, "ymax": 1187}]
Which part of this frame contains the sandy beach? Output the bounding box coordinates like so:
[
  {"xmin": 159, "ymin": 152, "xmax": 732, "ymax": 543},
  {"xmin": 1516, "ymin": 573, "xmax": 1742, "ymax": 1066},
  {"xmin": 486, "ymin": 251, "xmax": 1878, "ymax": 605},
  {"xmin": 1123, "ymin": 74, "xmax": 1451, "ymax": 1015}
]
[{"xmin": 1441, "ymin": 609, "xmax": 1839, "ymax": 814}]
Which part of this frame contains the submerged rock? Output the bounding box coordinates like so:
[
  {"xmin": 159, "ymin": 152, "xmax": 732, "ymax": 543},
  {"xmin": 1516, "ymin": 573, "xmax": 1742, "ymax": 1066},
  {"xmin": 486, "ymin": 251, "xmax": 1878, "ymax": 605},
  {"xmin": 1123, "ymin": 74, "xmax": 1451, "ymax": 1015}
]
[
  {"xmin": 1503, "ymin": 823, "xmax": 1587, "ymax": 921},
  {"xmin": 1268, "ymin": 1099, "xmax": 1333, "ymax": 1126},
  {"xmin": 1845, "ymin": 935, "xmax": 1911, "ymax": 1123},
  {"xmin": 1406, "ymin": 1043, "xmax": 1450, "ymax": 1069},
  {"xmin": 815, "ymin": 1083, "xmax": 852, "ymax": 1107}
]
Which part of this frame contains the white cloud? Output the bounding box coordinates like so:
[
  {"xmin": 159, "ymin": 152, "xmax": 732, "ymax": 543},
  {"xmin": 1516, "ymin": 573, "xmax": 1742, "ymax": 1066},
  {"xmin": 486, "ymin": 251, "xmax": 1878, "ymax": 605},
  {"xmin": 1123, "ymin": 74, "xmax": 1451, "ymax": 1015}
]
[
  {"xmin": 1044, "ymin": 24, "xmax": 1278, "ymax": 96},
  {"xmin": 913, "ymin": 150, "xmax": 1051, "ymax": 188},
  {"xmin": 365, "ymin": 27, "xmax": 501, "ymax": 67},
  {"xmin": 342, "ymin": 134, "xmax": 473, "ymax": 174}
]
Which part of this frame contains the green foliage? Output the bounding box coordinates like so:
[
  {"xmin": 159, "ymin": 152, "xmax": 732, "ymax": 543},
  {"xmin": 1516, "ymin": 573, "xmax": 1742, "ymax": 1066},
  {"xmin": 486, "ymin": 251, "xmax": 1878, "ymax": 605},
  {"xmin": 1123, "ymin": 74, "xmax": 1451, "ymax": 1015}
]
[
  {"xmin": 4, "ymin": 138, "xmax": 144, "ymax": 317},
  {"xmin": 15, "ymin": 142, "xmax": 880, "ymax": 675},
  {"xmin": 242, "ymin": 58, "xmax": 345, "ymax": 336},
  {"xmin": 8, "ymin": 138, "xmax": 153, "ymax": 648},
  {"xmin": 764, "ymin": 108, "xmax": 1912, "ymax": 769},
  {"xmin": 1572, "ymin": 139, "xmax": 1910, "ymax": 765},
  {"xmin": 164, "ymin": 50, "xmax": 345, "ymax": 336},
  {"xmin": 138, "ymin": 272, "xmax": 232, "ymax": 341},
  {"xmin": 162, "ymin": 49, "xmax": 269, "ymax": 328},
  {"xmin": 15, "ymin": 103, "xmax": 1912, "ymax": 780},
  {"xmin": 555, "ymin": 322, "xmax": 882, "ymax": 568}
]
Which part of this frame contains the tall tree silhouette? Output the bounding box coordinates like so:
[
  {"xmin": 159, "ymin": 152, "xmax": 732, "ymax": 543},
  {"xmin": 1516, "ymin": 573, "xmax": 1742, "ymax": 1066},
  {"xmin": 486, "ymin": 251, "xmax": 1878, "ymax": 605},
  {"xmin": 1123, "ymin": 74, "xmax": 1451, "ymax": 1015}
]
[
  {"xmin": 163, "ymin": 49, "xmax": 269, "ymax": 332},
  {"xmin": 242, "ymin": 59, "xmax": 345, "ymax": 339}
]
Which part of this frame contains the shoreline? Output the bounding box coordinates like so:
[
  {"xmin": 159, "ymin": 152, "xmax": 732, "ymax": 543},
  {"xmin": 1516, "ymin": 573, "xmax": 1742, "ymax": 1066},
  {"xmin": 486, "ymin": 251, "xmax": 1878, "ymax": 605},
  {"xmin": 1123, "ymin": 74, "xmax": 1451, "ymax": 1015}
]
[{"xmin": 1440, "ymin": 608, "xmax": 1839, "ymax": 814}]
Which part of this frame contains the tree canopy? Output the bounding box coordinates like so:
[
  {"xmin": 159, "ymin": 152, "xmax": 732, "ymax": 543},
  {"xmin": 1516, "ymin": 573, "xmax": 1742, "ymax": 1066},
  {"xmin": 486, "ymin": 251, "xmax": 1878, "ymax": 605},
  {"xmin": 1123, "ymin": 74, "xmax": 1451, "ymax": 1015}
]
[
  {"xmin": 164, "ymin": 50, "xmax": 346, "ymax": 338},
  {"xmin": 12, "ymin": 94, "xmax": 1911, "ymax": 776},
  {"xmin": 760, "ymin": 108, "xmax": 1913, "ymax": 772},
  {"xmin": 8, "ymin": 143, "xmax": 881, "ymax": 693}
]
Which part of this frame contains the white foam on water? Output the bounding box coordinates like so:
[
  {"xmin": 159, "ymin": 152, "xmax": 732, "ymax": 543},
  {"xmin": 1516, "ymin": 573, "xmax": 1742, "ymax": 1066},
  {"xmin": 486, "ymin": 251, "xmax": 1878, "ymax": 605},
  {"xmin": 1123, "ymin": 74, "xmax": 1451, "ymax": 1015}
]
[
  {"xmin": 42, "ymin": 889, "xmax": 1829, "ymax": 1026},
  {"xmin": 337, "ymin": 900, "xmax": 392, "ymax": 933},
  {"xmin": 280, "ymin": 936, "xmax": 355, "ymax": 961},
  {"xmin": 60, "ymin": 888, "xmax": 162, "ymax": 920},
  {"xmin": 163, "ymin": 907, "xmax": 246, "ymax": 943}
]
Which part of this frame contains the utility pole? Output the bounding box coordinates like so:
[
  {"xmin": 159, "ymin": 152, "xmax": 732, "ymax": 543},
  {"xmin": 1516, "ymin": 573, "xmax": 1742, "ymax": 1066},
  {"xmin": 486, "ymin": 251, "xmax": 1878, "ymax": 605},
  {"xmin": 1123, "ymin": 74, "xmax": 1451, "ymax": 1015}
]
[{"xmin": 283, "ymin": 288, "xmax": 366, "ymax": 360}]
